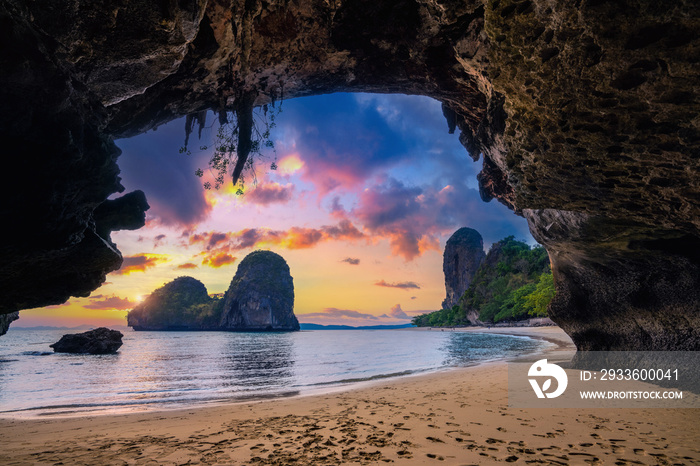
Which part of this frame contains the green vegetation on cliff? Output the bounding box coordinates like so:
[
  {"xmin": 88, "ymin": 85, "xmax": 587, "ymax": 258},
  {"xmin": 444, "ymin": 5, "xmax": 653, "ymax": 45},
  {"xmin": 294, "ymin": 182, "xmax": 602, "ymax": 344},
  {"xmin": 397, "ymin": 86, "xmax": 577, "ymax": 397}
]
[
  {"xmin": 412, "ymin": 237, "xmax": 554, "ymax": 327},
  {"xmin": 127, "ymin": 277, "xmax": 224, "ymax": 330}
]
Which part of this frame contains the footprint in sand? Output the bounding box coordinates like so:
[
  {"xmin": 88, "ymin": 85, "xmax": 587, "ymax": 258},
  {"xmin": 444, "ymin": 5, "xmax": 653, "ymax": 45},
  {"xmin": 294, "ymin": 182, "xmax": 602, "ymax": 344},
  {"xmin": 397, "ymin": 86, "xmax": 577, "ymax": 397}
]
[{"xmin": 426, "ymin": 436, "xmax": 445, "ymax": 443}]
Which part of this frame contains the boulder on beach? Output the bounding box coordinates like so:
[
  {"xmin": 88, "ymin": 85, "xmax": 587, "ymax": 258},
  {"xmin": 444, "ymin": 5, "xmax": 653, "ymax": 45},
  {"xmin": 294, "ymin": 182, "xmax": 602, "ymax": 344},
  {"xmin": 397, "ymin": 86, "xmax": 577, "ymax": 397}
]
[{"xmin": 50, "ymin": 327, "xmax": 123, "ymax": 354}]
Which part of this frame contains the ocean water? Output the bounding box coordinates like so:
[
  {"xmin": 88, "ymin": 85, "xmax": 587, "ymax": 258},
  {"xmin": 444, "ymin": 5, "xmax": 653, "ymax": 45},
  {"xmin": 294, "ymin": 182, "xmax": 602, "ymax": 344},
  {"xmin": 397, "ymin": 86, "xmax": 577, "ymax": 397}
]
[{"xmin": 0, "ymin": 329, "xmax": 548, "ymax": 417}]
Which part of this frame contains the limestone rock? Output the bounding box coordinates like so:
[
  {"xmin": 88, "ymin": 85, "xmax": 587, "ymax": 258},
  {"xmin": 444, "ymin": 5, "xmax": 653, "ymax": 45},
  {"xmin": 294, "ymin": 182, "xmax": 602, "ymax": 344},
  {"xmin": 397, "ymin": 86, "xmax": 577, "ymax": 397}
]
[
  {"xmin": 50, "ymin": 327, "xmax": 123, "ymax": 354},
  {"xmin": 127, "ymin": 277, "xmax": 222, "ymax": 330},
  {"xmin": 0, "ymin": 312, "xmax": 19, "ymax": 336},
  {"xmin": 442, "ymin": 228, "xmax": 485, "ymax": 309},
  {"xmin": 220, "ymin": 251, "xmax": 299, "ymax": 331},
  {"xmin": 1, "ymin": 0, "xmax": 699, "ymax": 350}
]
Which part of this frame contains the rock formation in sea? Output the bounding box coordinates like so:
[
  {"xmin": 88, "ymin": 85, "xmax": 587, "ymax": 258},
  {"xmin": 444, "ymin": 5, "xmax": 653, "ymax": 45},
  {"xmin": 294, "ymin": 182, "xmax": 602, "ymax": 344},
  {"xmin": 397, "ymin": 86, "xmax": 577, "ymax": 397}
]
[
  {"xmin": 127, "ymin": 276, "xmax": 223, "ymax": 330},
  {"xmin": 1, "ymin": 1, "xmax": 698, "ymax": 350},
  {"xmin": 127, "ymin": 251, "xmax": 299, "ymax": 331},
  {"xmin": 442, "ymin": 228, "xmax": 486, "ymax": 310},
  {"xmin": 220, "ymin": 251, "xmax": 299, "ymax": 331},
  {"xmin": 0, "ymin": 312, "xmax": 19, "ymax": 336},
  {"xmin": 50, "ymin": 327, "xmax": 124, "ymax": 354}
]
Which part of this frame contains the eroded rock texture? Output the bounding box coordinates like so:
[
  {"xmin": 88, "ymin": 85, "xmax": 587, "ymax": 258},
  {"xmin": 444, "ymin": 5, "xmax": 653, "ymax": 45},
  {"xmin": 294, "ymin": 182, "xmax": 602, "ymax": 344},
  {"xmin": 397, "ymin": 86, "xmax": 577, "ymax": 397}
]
[
  {"xmin": 220, "ymin": 251, "xmax": 299, "ymax": 331},
  {"xmin": 0, "ymin": 312, "xmax": 19, "ymax": 336},
  {"xmin": 442, "ymin": 228, "xmax": 486, "ymax": 309},
  {"xmin": 0, "ymin": 0, "xmax": 698, "ymax": 349}
]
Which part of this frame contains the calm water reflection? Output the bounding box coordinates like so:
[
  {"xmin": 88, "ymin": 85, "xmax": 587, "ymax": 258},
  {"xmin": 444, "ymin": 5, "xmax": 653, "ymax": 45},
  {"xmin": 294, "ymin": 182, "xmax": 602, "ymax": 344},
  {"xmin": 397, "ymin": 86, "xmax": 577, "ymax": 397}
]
[{"xmin": 0, "ymin": 329, "xmax": 548, "ymax": 416}]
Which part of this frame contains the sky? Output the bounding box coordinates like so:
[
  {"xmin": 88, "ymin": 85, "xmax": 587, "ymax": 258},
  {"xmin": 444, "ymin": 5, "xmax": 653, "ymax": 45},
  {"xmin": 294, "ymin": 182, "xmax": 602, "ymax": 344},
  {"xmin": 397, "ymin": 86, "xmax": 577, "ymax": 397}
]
[{"xmin": 19, "ymin": 93, "xmax": 534, "ymax": 328}]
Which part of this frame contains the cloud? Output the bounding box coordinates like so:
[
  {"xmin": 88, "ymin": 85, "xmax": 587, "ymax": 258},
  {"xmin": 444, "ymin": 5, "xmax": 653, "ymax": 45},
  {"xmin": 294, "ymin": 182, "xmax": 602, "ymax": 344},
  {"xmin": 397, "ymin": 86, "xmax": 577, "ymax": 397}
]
[
  {"xmin": 177, "ymin": 262, "xmax": 199, "ymax": 269},
  {"xmin": 83, "ymin": 295, "xmax": 134, "ymax": 310},
  {"xmin": 388, "ymin": 304, "xmax": 410, "ymax": 319},
  {"xmin": 202, "ymin": 252, "xmax": 237, "ymax": 268},
  {"xmin": 188, "ymin": 220, "xmax": 365, "ymax": 254},
  {"xmin": 347, "ymin": 175, "xmax": 531, "ymax": 260},
  {"xmin": 341, "ymin": 257, "xmax": 360, "ymax": 265},
  {"xmin": 349, "ymin": 178, "xmax": 443, "ymax": 260},
  {"xmin": 153, "ymin": 234, "xmax": 166, "ymax": 248},
  {"xmin": 301, "ymin": 308, "xmax": 379, "ymax": 320},
  {"xmin": 276, "ymin": 94, "xmax": 411, "ymax": 195},
  {"xmin": 375, "ymin": 280, "xmax": 421, "ymax": 290},
  {"xmin": 246, "ymin": 182, "xmax": 294, "ymax": 205},
  {"xmin": 321, "ymin": 220, "xmax": 364, "ymax": 240},
  {"xmin": 115, "ymin": 119, "xmax": 214, "ymax": 228},
  {"xmin": 114, "ymin": 254, "xmax": 169, "ymax": 275}
]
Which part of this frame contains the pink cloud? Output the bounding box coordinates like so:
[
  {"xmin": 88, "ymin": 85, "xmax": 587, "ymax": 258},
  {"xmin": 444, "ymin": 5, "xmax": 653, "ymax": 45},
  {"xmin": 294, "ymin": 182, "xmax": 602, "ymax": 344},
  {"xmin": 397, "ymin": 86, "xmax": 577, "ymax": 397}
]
[
  {"xmin": 83, "ymin": 295, "xmax": 134, "ymax": 310},
  {"xmin": 246, "ymin": 183, "xmax": 294, "ymax": 205},
  {"xmin": 202, "ymin": 252, "xmax": 237, "ymax": 268},
  {"xmin": 375, "ymin": 280, "xmax": 421, "ymax": 290},
  {"xmin": 114, "ymin": 254, "xmax": 169, "ymax": 275},
  {"xmin": 187, "ymin": 220, "xmax": 365, "ymax": 253},
  {"xmin": 389, "ymin": 304, "xmax": 410, "ymax": 319},
  {"xmin": 177, "ymin": 262, "xmax": 199, "ymax": 269},
  {"xmin": 301, "ymin": 308, "xmax": 379, "ymax": 320},
  {"xmin": 347, "ymin": 178, "xmax": 453, "ymax": 260}
]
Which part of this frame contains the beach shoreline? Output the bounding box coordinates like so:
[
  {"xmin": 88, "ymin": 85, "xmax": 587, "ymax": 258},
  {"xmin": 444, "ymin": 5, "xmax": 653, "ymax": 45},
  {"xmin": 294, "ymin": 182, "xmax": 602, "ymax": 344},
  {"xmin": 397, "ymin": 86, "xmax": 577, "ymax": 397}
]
[{"xmin": 1, "ymin": 326, "xmax": 698, "ymax": 464}]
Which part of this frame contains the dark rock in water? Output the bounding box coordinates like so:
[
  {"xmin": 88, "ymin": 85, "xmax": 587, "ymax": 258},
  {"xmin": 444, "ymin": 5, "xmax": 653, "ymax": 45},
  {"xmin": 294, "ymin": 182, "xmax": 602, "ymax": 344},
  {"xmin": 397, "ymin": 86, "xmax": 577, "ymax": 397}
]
[
  {"xmin": 442, "ymin": 228, "xmax": 485, "ymax": 310},
  {"xmin": 220, "ymin": 251, "xmax": 299, "ymax": 331},
  {"xmin": 127, "ymin": 277, "xmax": 223, "ymax": 331},
  {"xmin": 0, "ymin": 312, "xmax": 19, "ymax": 336},
  {"xmin": 50, "ymin": 327, "xmax": 123, "ymax": 354}
]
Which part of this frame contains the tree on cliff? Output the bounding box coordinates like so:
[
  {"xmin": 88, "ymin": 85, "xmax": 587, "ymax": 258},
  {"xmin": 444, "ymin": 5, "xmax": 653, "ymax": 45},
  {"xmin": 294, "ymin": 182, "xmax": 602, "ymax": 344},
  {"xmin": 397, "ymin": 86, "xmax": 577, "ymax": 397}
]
[
  {"xmin": 412, "ymin": 236, "xmax": 554, "ymax": 327},
  {"xmin": 127, "ymin": 277, "xmax": 224, "ymax": 330}
]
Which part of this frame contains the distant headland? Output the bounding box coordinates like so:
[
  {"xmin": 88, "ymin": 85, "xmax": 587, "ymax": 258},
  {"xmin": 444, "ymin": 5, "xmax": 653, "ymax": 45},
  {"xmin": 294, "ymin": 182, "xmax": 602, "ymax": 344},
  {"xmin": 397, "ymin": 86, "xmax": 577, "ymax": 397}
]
[{"xmin": 127, "ymin": 250, "xmax": 299, "ymax": 331}]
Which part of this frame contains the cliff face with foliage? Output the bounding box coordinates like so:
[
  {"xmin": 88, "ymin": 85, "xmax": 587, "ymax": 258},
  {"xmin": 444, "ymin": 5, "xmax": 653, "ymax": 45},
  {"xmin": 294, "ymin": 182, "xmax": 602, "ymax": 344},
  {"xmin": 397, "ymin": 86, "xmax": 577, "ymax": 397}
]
[
  {"xmin": 127, "ymin": 277, "xmax": 224, "ymax": 330},
  {"xmin": 414, "ymin": 237, "xmax": 552, "ymax": 327},
  {"xmin": 127, "ymin": 251, "xmax": 298, "ymax": 331},
  {"xmin": 460, "ymin": 237, "xmax": 552, "ymax": 323},
  {"xmin": 1, "ymin": 0, "xmax": 698, "ymax": 350}
]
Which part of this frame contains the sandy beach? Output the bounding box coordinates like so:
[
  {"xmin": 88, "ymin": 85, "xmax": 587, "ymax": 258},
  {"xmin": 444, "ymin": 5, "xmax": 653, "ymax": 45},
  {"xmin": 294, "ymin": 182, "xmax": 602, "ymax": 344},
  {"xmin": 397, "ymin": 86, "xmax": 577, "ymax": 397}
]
[{"xmin": 1, "ymin": 327, "xmax": 698, "ymax": 465}]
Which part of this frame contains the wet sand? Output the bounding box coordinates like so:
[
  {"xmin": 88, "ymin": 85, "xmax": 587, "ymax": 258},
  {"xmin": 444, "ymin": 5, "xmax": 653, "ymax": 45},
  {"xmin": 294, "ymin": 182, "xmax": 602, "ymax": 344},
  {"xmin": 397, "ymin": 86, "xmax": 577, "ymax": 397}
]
[{"xmin": 1, "ymin": 327, "xmax": 698, "ymax": 465}]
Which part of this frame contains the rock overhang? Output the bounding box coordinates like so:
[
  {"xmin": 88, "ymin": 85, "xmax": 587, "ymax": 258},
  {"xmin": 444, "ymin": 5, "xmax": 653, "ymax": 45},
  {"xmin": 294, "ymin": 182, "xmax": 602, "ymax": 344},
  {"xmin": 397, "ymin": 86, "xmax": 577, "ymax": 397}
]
[{"xmin": 0, "ymin": 0, "xmax": 698, "ymax": 349}]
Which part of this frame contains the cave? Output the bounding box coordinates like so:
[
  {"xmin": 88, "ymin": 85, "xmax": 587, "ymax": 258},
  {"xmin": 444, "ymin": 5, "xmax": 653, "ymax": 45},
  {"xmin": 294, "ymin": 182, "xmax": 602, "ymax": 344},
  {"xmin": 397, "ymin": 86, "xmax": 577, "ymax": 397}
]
[{"xmin": 1, "ymin": 0, "xmax": 698, "ymax": 350}]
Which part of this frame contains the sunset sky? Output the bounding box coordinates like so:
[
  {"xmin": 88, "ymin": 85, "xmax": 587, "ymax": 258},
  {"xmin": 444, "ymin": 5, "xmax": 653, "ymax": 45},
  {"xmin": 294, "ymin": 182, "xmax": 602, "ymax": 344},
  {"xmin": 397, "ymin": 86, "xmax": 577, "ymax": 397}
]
[{"xmin": 19, "ymin": 93, "xmax": 534, "ymax": 328}]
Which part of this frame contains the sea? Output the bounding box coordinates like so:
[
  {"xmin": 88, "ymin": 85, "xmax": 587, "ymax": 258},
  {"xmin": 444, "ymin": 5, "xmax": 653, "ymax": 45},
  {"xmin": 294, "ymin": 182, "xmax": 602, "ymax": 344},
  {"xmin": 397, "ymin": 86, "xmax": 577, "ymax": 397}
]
[{"xmin": 0, "ymin": 328, "xmax": 550, "ymax": 418}]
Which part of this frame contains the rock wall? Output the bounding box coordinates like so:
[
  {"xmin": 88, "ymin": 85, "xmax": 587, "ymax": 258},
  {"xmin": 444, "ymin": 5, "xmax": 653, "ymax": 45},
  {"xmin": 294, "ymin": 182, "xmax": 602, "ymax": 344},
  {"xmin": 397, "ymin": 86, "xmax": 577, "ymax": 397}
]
[
  {"xmin": 0, "ymin": 312, "xmax": 19, "ymax": 336},
  {"xmin": 442, "ymin": 228, "xmax": 486, "ymax": 309},
  {"xmin": 220, "ymin": 251, "xmax": 299, "ymax": 331},
  {"xmin": 1, "ymin": 0, "xmax": 698, "ymax": 349}
]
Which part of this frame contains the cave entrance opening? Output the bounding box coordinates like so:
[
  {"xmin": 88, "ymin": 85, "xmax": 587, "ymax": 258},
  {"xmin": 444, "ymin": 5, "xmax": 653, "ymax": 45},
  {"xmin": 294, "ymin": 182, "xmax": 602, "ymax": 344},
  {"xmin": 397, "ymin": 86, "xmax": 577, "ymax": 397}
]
[{"xmin": 19, "ymin": 93, "xmax": 532, "ymax": 329}]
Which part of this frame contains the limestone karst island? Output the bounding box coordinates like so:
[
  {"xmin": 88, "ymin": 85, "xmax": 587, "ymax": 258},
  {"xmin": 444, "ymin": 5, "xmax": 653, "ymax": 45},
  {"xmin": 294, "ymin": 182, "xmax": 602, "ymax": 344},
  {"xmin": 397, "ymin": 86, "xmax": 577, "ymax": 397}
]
[
  {"xmin": 0, "ymin": 0, "xmax": 698, "ymax": 464},
  {"xmin": 127, "ymin": 250, "xmax": 300, "ymax": 331}
]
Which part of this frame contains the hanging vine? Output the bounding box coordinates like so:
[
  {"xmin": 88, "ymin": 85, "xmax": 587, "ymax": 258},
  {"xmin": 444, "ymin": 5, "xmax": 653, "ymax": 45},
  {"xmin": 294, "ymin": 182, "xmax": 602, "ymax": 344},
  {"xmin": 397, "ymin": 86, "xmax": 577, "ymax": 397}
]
[{"xmin": 180, "ymin": 91, "xmax": 283, "ymax": 194}]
